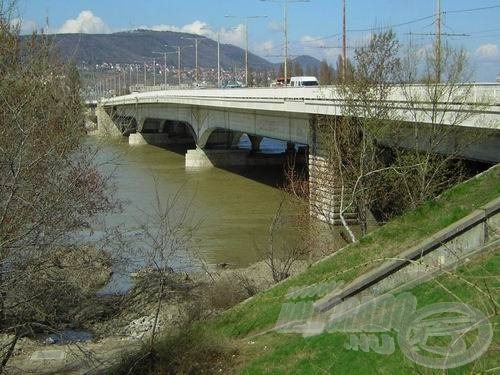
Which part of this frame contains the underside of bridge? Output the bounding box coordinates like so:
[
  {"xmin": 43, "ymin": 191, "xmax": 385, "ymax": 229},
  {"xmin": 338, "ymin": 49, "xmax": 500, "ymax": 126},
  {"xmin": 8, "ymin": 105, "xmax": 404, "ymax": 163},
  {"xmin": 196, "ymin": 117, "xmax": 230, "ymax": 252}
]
[{"xmin": 96, "ymin": 104, "xmax": 498, "ymax": 228}]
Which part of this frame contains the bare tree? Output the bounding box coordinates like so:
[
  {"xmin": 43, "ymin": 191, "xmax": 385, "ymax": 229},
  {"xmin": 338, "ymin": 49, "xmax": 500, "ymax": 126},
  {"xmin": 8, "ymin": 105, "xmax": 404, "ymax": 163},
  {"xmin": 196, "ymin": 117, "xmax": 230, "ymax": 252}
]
[
  {"xmin": 264, "ymin": 193, "xmax": 310, "ymax": 283},
  {"xmin": 0, "ymin": 3, "xmax": 119, "ymax": 368},
  {"xmin": 310, "ymin": 30, "xmax": 492, "ymax": 241},
  {"xmin": 132, "ymin": 182, "xmax": 199, "ymax": 354}
]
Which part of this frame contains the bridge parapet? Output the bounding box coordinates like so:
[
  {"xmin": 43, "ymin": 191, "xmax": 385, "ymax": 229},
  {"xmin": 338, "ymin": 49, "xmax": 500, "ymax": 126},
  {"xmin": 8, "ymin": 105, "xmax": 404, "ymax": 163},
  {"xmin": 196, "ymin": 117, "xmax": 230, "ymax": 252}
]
[{"xmin": 102, "ymin": 84, "xmax": 500, "ymax": 130}]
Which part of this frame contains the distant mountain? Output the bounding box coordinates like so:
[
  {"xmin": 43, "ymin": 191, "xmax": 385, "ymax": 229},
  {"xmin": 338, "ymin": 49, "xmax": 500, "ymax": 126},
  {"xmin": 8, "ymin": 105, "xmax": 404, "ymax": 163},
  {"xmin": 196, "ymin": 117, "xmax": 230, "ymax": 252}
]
[
  {"xmin": 23, "ymin": 30, "xmax": 322, "ymax": 73},
  {"xmin": 31, "ymin": 30, "xmax": 275, "ymax": 70},
  {"xmin": 291, "ymin": 55, "xmax": 322, "ymax": 71}
]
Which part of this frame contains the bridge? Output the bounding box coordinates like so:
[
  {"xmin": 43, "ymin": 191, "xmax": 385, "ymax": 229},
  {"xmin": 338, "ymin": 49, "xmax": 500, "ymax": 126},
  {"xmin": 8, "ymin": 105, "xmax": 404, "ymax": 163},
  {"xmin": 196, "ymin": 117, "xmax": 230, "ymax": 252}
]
[{"xmin": 97, "ymin": 84, "xmax": 500, "ymax": 223}]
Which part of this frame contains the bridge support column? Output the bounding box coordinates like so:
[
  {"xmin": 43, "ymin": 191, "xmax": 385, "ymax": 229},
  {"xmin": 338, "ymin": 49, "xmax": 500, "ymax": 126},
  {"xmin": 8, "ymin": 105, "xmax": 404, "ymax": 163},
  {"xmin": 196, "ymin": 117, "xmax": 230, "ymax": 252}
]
[
  {"xmin": 185, "ymin": 147, "xmax": 249, "ymax": 168},
  {"xmin": 248, "ymin": 135, "xmax": 263, "ymax": 153},
  {"xmin": 308, "ymin": 115, "xmax": 358, "ymax": 226},
  {"xmin": 129, "ymin": 133, "xmax": 171, "ymax": 146},
  {"xmin": 96, "ymin": 105, "xmax": 122, "ymax": 138}
]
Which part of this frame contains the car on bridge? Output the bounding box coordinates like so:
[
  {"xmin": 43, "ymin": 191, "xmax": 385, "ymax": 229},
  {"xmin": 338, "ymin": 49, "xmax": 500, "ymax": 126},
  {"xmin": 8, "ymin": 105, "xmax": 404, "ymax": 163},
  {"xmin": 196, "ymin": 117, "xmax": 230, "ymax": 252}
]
[{"xmin": 290, "ymin": 76, "xmax": 319, "ymax": 87}]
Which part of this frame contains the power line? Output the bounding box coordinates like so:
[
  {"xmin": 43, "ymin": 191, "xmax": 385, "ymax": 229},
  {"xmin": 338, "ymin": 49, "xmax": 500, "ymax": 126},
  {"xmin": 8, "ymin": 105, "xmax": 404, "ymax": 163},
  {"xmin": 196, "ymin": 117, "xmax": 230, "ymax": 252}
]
[
  {"xmin": 293, "ymin": 3, "xmax": 500, "ymax": 46},
  {"xmin": 467, "ymin": 27, "xmax": 500, "ymax": 35},
  {"xmin": 348, "ymin": 14, "xmax": 436, "ymax": 33},
  {"xmin": 444, "ymin": 4, "xmax": 500, "ymax": 15}
]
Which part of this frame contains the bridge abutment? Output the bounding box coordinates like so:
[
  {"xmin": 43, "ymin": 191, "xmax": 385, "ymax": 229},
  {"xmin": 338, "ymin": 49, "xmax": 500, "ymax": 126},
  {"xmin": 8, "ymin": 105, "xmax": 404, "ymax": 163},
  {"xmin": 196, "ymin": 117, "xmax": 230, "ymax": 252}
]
[
  {"xmin": 96, "ymin": 105, "xmax": 122, "ymax": 137},
  {"xmin": 308, "ymin": 115, "xmax": 359, "ymax": 226}
]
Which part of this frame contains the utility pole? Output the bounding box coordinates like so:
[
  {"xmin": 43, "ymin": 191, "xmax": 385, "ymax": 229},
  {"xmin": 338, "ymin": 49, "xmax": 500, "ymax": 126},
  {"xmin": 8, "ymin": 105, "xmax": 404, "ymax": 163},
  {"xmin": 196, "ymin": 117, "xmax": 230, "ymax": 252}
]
[
  {"xmin": 436, "ymin": 0, "xmax": 441, "ymax": 83},
  {"xmin": 407, "ymin": 1, "xmax": 467, "ymax": 84},
  {"xmin": 260, "ymin": 0, "xmax": 309, "ymax": 86},
  {"xmin": 342, "ymin": 0, "xmax": 347, "ymax": 81},
  {"xmin": 202, "ymin": 26, "xmax": 225, "ymax": 88},
  {"xmin": 181, "ymin": 37, "xmax": 203, "ymax": 85},
  {"xmin": 225, "ymin": 15, "xmax": 267, "ymax": 87},
  {"xmin": 178, "ymin": 47, "xmax": 181, "ymax": 85},
  {"xmin": 153, "ymin": 49, "xmax": 168, "ymax": 87},
  {"xmin": 164, "ymin": 51, "xmax": 167, "ymax": 86},
  {"xmin": 217, "ymin": 31, "xmax": 221, "ymax": 88},
  {"xmin": 245, "ymin": 19, "xmax": 249, "ymax": 86},
  {"xmin": 153, "ymin": 58, "xmax": 156, "ymax": 86},
  {"xmin": 284, "ymin": 3, "xmax": 288, "ymax": 86}
]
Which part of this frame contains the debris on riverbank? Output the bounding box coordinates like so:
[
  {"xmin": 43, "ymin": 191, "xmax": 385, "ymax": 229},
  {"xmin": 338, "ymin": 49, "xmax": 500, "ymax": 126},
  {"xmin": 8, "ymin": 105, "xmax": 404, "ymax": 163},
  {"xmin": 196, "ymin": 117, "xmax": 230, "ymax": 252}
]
[{"xmin": 5, "ymin": 258, "xmax": 307, "ymax": 373}]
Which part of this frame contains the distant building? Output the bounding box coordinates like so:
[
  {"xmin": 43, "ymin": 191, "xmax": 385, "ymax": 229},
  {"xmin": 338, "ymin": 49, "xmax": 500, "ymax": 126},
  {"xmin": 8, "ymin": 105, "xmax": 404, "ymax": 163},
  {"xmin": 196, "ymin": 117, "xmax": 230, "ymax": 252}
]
[{"xmin": 497, "ymin": 75, "xmax": 500, "ymax": 83}]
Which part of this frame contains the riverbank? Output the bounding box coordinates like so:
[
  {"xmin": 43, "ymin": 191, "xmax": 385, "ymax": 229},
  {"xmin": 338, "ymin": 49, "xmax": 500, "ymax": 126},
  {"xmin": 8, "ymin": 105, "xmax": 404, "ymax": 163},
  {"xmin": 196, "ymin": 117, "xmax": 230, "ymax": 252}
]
[{"xmin": 5, "ymin": 258, "xmax": 308, "ymax": 374}]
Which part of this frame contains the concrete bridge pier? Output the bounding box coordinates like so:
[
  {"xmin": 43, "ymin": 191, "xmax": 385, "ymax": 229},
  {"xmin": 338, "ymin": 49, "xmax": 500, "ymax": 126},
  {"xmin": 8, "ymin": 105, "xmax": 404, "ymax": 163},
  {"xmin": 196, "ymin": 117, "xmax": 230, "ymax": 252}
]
[
  {"xmin": 130, "ymin": 119, "xmax": 196, "ymax": 147},
  {"xmin": 248, "ymin": 135, "xmax": 263, "ymax": 154},
  {"xmin": 185, "ymin": 128, "xmax": 250, "ymax": 168},
  {"xmin": 308, "ymin": 115, "xmax": 359, "ymax": 226},
  {"xmin": 185, "ymin": 147, "xmax": 250, "ymax": 168}
]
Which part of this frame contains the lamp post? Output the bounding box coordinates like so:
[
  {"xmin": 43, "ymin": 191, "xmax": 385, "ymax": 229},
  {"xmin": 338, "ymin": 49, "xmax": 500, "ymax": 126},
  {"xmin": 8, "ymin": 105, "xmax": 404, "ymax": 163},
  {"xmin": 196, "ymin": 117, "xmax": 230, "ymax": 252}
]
[
  {"xmin": 342, "ymin": 0, "xmax": 347, "ymax": 81},
  {"xmin": 152, "ymin": 58, "xmax": 156, "ymax": 86},
  {"xmin": 224, "ymin": 15, "xmax": 267, "ymax": 87},
  {"xmin": 435, "ymin": 0, "xmax": 441, "ymax": 83},
  {"xmin": 153, "ymin": 50, "xmax": 168, "ymax": 88},
  {"xmin": 201, "ymin": 26, "xmax": 221, "ymax": 88},
  {"xmin": 172, "ymin": 45, "xmax": 193, "ymax": 86},
  {"xmin": 260, "ymin": 0, "xmax": 310, "ymax": 86},
  {"xmin": 181, "ymin": 37, "xmax": 204, "ymax": 85}
]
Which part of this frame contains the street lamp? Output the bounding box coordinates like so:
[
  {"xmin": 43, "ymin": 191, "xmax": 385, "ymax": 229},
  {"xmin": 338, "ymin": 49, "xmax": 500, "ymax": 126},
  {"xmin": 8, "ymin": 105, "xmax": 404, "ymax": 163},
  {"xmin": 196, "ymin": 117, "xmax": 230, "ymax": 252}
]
[
  {"xmin": 153, "ymin": 50, "xmax": 168, "ymax": 87},
  {"xmin": 172, "ymin": 45, "xmax": 194, "ymax": 86},
  {"xmin": 181, "ymin": 36, "xmax": 205, "ymax": 85},
  {"xmin": 224, "ymin": 14, "xmax": 267, "ymax": 87},
  {"xmin": 153, "ymin": 58, "xmax": 156, "ymax": 86},
  {"xmin": 201, "ymin": 26, "xmax": 222, "ymax": 88},
  {"xmin": 260, "ymin": 0, "xmax": 310, "ymax": 86}
]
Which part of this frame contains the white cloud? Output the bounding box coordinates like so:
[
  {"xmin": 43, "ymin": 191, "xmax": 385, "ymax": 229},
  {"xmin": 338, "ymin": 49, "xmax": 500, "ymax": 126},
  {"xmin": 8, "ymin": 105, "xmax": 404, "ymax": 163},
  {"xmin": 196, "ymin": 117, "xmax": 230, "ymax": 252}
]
[
  {"xmin": 139, "ymin": 20, "xmax": 245, "ymax": 47},
  {"xmin": 474, "ymin": 44, "xmax": 500, "ymax": 61},
  {"xmin": 219, "ymin": 24, "xmax": 245, "ymax": 47},
  {"xmin": 255, "ymin": 40, "xmax": 275, "ymax": 56},
  {"xmin": 148, "ymin": 20, "xmax": 208, "ymax": 34},
  {"xmin": 58, "ymin": 11, "xmax": 110, "ymax": 34},
  {"xmin": 300, "ymin": 35, "xmax": 328, "ymax": 48}
]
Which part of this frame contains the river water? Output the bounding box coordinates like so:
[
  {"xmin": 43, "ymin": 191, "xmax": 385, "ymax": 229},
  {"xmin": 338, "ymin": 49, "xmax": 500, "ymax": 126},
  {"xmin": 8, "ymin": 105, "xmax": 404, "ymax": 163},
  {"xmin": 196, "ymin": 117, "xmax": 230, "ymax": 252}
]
[{"xmin": 91, "ymin": 136, "xmax": 294, "ymax": 292}]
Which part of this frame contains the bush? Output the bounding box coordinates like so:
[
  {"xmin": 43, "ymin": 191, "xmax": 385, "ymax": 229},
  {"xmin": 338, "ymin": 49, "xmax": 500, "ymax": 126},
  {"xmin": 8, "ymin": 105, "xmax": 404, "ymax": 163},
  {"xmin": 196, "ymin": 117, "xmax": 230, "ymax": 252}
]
[{"xmin": 111, "ymin": 326, "xmax": 235, "ymax": 375}]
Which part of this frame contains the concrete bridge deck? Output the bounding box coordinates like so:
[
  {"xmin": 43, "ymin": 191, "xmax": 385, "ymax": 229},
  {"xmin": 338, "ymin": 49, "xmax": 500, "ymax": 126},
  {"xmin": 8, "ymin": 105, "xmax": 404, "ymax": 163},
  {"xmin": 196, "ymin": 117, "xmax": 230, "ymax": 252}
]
[{"xmin": 102, "ymin": 84, "xmax": 500, "ymax": 130}]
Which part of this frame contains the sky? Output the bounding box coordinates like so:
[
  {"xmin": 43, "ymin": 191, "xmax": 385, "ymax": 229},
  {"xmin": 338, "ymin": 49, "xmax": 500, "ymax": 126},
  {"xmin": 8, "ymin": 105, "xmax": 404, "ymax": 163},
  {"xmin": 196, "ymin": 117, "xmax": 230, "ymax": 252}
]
[{"xmin": 10, "ymin": 0, "xmax": 500, "ymax": 81}]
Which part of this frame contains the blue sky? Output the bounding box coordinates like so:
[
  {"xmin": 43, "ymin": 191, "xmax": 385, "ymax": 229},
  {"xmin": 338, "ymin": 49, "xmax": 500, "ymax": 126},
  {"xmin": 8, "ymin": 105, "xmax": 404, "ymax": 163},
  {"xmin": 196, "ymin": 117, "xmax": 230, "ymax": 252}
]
[{"xmin": 11, "ymin": 0, "xmax": 500, "ymax": 80}]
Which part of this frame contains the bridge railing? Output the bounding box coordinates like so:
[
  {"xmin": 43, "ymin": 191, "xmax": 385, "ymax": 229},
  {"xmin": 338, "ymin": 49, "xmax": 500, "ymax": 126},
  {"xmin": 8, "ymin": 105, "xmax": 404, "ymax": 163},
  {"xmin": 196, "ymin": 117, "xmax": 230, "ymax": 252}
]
[{"xmin": 105, "ymin": 83, "xmax": 500, "ymax": 107}]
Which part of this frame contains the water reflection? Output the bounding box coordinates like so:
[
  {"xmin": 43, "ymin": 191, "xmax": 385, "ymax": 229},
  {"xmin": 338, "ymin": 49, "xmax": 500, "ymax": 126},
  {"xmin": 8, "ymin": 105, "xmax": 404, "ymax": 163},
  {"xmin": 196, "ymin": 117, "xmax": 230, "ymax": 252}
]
[{"xmin": 91, "ymin": 136, "xmax": 290, "ymax": 293}]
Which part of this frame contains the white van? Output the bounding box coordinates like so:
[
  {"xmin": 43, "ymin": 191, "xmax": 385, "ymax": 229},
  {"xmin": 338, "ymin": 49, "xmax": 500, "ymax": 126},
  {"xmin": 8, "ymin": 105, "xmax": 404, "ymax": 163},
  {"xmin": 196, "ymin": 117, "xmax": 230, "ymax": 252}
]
[{"xmin": 290, "ymin": 76, "xmax": 319, "ymax": 87}]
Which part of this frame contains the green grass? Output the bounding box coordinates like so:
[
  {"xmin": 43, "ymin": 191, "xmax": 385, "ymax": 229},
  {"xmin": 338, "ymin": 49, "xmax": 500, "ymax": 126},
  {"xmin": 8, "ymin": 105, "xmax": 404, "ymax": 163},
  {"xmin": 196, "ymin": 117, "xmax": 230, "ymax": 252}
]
[
  {"xmin": 209, "ymin": 165, "xmax": 499, "ymax": 339},
  {"xmin": 143, "ymin": 165, "xmax": 499, "ymax": 374},
  {"xmin": 235, "ymin": 251, "xmax": 499, "ymax": 374}
]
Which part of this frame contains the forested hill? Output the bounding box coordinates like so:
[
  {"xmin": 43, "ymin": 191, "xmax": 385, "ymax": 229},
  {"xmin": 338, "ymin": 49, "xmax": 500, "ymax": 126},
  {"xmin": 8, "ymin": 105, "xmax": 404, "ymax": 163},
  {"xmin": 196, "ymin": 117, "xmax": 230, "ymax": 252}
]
[{"xmin": 23, "ymin": 29, "xmax": 322, "ymax": 72}]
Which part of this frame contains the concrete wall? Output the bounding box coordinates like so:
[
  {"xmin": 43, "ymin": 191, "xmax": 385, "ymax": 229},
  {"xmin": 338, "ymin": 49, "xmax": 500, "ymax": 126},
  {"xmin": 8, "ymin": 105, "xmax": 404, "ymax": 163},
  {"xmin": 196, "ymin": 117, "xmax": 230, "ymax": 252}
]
[
  {"xmin": 315, "ymin": 195, "xmax": 500, "ymax": 312},
  {"xmin": 96, "ymin": 105, "xmax": 122, "ymax": 138},
  {"xmin": 112, "ymin": 104, "xmax": 311, "ymax": 147}
]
